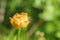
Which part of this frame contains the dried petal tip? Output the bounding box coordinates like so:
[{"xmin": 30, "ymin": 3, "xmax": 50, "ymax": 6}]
[{"xmin": 10, "ymin": 12, "xmax": 30, "ymax": 28}]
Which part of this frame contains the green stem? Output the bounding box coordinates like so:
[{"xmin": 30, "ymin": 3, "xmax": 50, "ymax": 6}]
[{"xmin": 17, "ymin": 28, "xmax": 21, "ymax": 40}]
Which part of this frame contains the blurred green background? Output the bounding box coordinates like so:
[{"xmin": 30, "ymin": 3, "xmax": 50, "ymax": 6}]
[{"xmin": 0, "ymin": 0, "xmax": 60, "ymax": 40}]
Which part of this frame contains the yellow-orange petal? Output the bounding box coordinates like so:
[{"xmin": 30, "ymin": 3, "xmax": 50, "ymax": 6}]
[{"xmin": 10, "ymin": 12, "xmax": 30, "ymax": 28}]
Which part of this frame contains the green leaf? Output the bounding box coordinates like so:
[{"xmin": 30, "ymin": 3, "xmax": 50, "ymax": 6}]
[{"xmin": 6, "ymin": 28, "xmax": 16, "ymax": 40}]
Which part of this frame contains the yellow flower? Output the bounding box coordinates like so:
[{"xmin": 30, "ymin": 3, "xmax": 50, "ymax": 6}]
[{"xmin": 10, "ymin": 12, "xmax": 30, "ymax": 28}]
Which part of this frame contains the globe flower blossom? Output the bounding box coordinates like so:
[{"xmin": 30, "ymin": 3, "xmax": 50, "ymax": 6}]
[{"xmin": 10, "ymin": 12, "xmax": 30, "ymax": 28}]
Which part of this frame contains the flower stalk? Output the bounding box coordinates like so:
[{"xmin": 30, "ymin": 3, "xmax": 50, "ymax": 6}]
[{"xmin": 17, "ymin": 28, "xmax": 21, "ymax": 40}]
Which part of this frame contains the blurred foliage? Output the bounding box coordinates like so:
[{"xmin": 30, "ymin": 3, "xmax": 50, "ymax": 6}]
[{"xmin": 0, "ymin": 0, "xmax": 60, "ymax": 40}]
